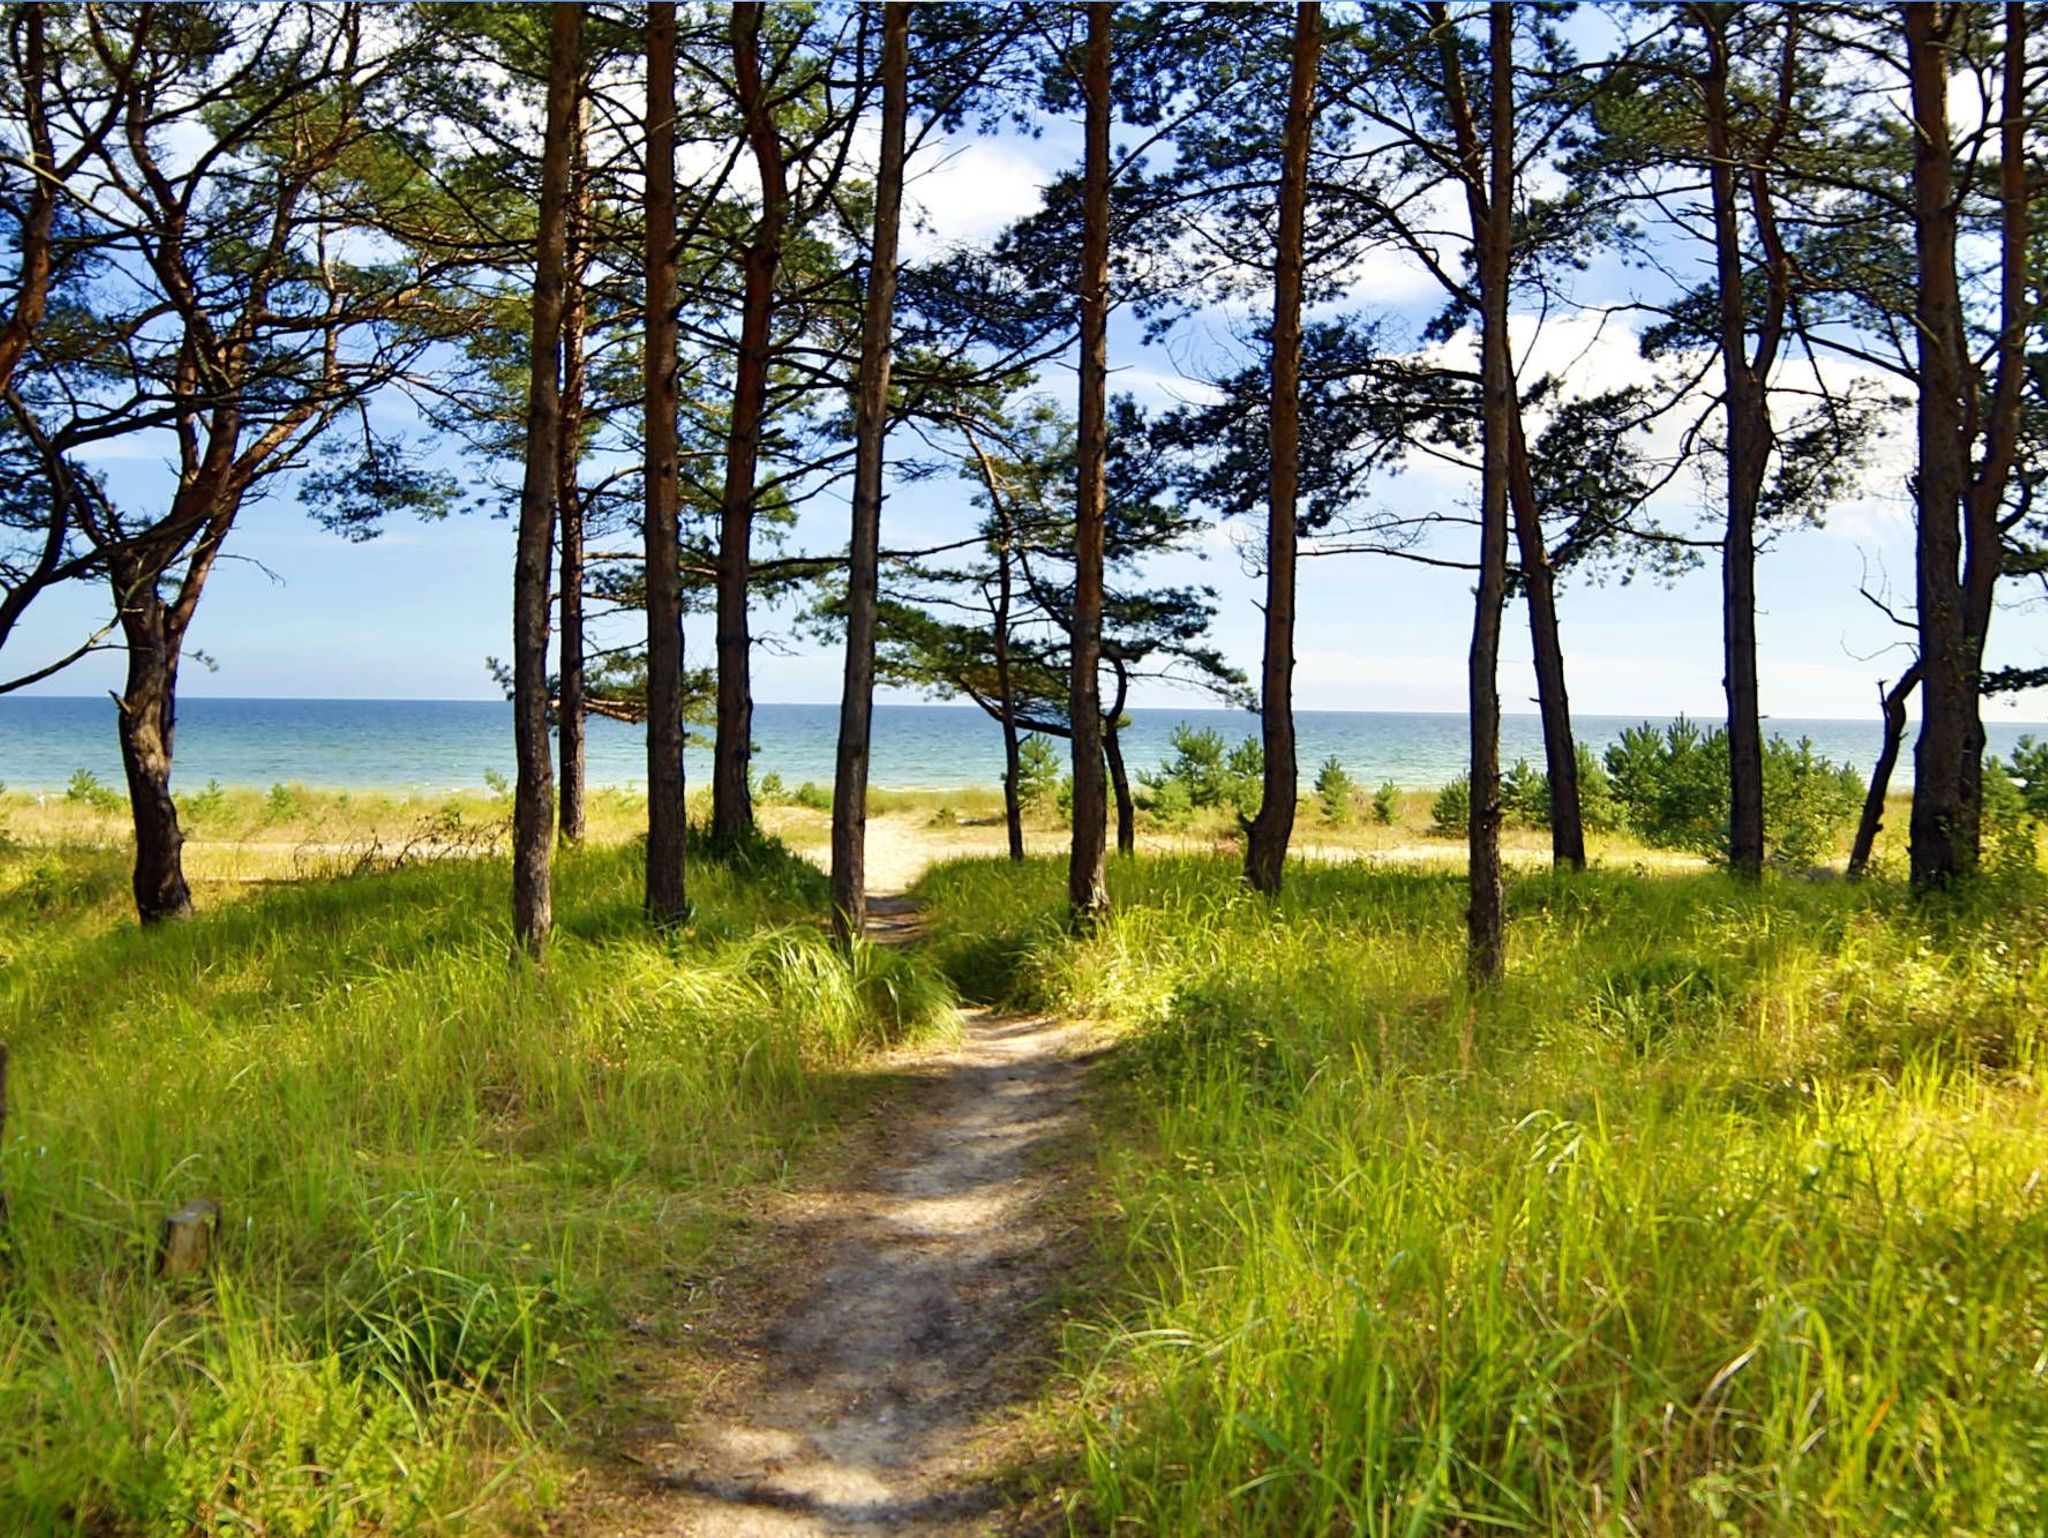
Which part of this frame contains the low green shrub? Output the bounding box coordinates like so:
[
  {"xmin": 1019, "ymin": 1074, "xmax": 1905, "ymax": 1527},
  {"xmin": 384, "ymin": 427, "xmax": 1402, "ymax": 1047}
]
[
  {"xmin": 1313, "ymin": 756, "xmax": 1355, "ymax": 824},
  {"xmin": 1430, "ymin": 772, "xmax": 1470, "ymax": 835}
]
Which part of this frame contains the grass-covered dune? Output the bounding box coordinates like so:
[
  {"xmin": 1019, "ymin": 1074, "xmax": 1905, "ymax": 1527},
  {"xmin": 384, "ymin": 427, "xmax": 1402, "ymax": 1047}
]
[
  {"xmin": 917, "ymin": 854, "xmax": 2048, "ymax": 1535},
  {"xmin": 0, "ymin": 836, "xmax": 952, "ymax": 1534}
]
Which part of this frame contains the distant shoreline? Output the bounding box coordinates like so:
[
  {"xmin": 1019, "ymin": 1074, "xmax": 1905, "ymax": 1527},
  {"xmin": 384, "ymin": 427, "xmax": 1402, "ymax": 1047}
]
[{"xmin": 10, "ymin": 695, "xmax": 2039, "ymax": 796}]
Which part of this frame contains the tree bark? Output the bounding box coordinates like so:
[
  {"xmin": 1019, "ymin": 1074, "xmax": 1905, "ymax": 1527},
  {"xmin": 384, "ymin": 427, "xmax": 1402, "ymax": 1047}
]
[
  {"xmin": 114, "ymin": 595, "xmax": 192, "ymax": 923},
  {"xmin": 1906, "ymin": 2, "xmax": 1972, "ymax": 890},
  {"xmin": 0, "ymin": 5, "xmax": 56, "ymax": 398},
  {"xmin": 714, "ymin": 1, "xmax": 789, "ymax": 848},
  {"xmin": 510, "ymin": 3, "xmax": 581, "ymax": 957},
  {"xmin": 1106, "ymin": 727, "xmax": 1135, "ymax": 857},
  {"xmin": 1698, "ymin": 3, "xmax": 1773, "ymax": 880},
  {"xmin": 1464, "ymin": 2, "xmax": 1515, "ymax": 984},
  {"xmin": 995, "ymin": 527, "xmax": 1026, "ymax": 863},
  {"xmin": 556, "ymin": 93, "xmax": 589, "ymax": 846},
  {"xmin": 1849, "ymin": 662, "xmax": 1920, "ymax": 878},
  {"xmin": 1506, "ymin": 413, "xmax": 1584, "ymax": 869},
  {"xmin": 1067, "ymin": 1, "xmax": 1113, "ymax": 926},
  {"xmin": 1244, "ymin": 1, "xmax": 1319, "ymax": 896},
  {"xmin": 644, "ymin": 0, "xmax": 688, "ymax": 923},
  {"xmin": 831, "ymin": 3, "xmax": 910, "ymax": 947},
  {"xmin": 1954, "ymin": 1, "xmax": 2033, "ymax": 870}
]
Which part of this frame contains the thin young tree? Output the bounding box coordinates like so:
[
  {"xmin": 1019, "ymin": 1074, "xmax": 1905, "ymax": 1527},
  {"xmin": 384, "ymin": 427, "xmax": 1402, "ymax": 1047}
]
[
  {"xmin": 711, "ymin": 0, "xmax": 790, "ymax": 848},
  {"xmin": 1466, "ymin": 0, "xmax": 1515, "ymax": 981},
  {"xmin": 1243, "ymin": 1, "xmax": 1320, "ymax": 895},
  {"xmin": 510, "ymin": 2, "xmax": 583, "ymax": 956},
  {"xmin": 644, "ymin": 0, "xmax": 687, "ymax": 923},
  {"xmin": 1068, "ymin": 1, "xmax": 1113, "ymax": 926},
  {"xmin": 557, "ymin": 87, "xmax": 591, "ymax": 845},
  {"xmin": 830, "ymin": 2, "xmax": 910, "ymax": 947}
]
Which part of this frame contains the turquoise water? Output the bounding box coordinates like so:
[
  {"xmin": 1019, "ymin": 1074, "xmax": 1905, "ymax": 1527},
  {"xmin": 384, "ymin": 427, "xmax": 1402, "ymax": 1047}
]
[{"xmin": 2, "ymin": 695, "xmax": 2041, "ymax": 794}]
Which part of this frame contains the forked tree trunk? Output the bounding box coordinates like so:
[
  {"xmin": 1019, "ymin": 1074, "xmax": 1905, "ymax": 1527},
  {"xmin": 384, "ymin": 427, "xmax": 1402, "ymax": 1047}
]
[
  {"xmin": 1953, "ymin": 0, "xmax": 2033, "ymax": 874},
  {"xmin": 1699, "ymin": 6, "xmax": 1773, "ymax": 881},
  {"xmin": 1849, "ymin": 662, "xmax": 1920, "ymax": 878},
  {"xmin": 1506, "ymin": 414, "xmax": 1584, "ymax": 870},
  {"xmin": 643, "ymin": 0, "xmax": 688, "ymax": 922},
  {"xmin": 714, "ymin": 1, "xmax": 789, "ymax": 848},
  {"xmin": 1066, "ymin": 0, "xmax": 1113, "ymax": 926},
  {"xmin": 510, "ymin": 2, "xmax": 581, "ymax": 957},
  {"xmin": 115, "ymin": 597, "xmax": 192, "ymax": 923},
  {"xmin": 830, "ymin": 3, "xmax": 910, "ymax": 947},
  {"xmin": 1244, "ymin": 0, "xmax": 1319, "ymax": 896},
  {"xmin": 556, "ymin": 95, "xmax": 589, "ymax": 846}
]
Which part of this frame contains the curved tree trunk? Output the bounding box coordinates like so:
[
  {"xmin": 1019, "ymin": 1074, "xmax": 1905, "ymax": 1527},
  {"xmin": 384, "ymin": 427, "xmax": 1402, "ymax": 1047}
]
[
  {"xmin": 643, "ymin": 0, "xmax": 687, "ymax": 922},
  {"xmin": 1067, "ymin": 1, "xmax": 1112, "ymax": 926},
  {"xmin": 1849, "ymin": 662, "xmax": 1920, "ymax": 878},
  {"xmin": 1506, "ymin": 413, "xmax": 1583, "ymax": 870},
  {"xmin": 713, "ymin": 1, "xmax": 790, "ymax": 849},
  {"xmin": 115, "ymin": 596, "xmax": 192, "ymax": 924},
  {"xmin": 830, "ymin": 4, "xmax": 909, "ymax": 947},
  {"xmin": 1245, "ymin": 0, "xmax": 1319, "ymax": 896},
  {"xmin": 1106, "ymin": 656, "xmax": 1135, "ymax": 856},
  {"xmin": 556, "ymin": 95, "xmax": 589, "ymax": 846},
  {"xmin": 510, "ymin": 2, "xmax": 581, "ymax": 957},
  {"xmin": 1106, "ymin": 726, "xmax": 1135, "ymax": 857}
]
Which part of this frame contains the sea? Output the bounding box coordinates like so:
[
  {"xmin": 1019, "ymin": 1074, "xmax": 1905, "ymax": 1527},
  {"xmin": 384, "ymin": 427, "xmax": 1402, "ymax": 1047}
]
[{"xmin": 2, "ymin": 696, "xmax": 2044, "ymax": 795}]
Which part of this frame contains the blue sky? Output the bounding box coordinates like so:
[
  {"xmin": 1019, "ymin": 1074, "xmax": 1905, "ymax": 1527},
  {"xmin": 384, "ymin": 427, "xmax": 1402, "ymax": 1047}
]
[{"xmin": 12, "ymin": 58, "xmax": 2047, "ymax": 728}]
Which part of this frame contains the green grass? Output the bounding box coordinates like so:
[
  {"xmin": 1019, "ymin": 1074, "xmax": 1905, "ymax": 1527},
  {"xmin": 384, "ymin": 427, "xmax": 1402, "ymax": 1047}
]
[
  {"xmin": 0, "ymin": 834, "xmax": 953, "ymax": 1535},
  {"xmin": 916, "ymin": 854, "xmax": 2048, "ymax": 1535}
]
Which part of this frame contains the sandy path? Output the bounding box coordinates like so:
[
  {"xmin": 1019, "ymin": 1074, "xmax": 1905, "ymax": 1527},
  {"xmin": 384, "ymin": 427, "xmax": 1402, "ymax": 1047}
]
[{"xmin": 575, "ymin": 896, "xmax": 1091, "ymax": 1537}]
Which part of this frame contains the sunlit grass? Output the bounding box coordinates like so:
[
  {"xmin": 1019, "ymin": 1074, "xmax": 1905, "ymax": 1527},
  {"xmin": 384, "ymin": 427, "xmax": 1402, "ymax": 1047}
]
[
  {"xmin": 0, "ymin": 834, "xmax": 953, "ymax": 1533},
  {"xmin": 917, "ymin": 853, "xmax": 2048, "ymax": 1535}
]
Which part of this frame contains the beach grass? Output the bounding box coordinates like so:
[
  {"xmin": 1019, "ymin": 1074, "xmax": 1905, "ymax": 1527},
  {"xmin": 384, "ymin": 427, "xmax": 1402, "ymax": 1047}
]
[
  {"xmin": 914, "ymin": 851, "xmax": 2048, "ymax": 1535},
  {"xmin": 0, "ymin": 830, "xmax": 954, "ymax": 1534}
]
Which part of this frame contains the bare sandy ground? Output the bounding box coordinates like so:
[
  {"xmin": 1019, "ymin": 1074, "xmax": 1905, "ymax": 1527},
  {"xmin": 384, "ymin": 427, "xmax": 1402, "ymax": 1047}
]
[{"xmin": 758, "ymin": 807, "xmax": 1708, "ymax": 894}]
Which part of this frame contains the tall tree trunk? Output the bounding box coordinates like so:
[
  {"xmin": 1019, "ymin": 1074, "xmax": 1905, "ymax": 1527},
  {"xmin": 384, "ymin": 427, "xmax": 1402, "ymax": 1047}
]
[
  {"xmin": 714, "ymin": 1, "xmax": 789, "ymax": 848},
  {"xmin": 1506, "ymin": 414, "xmax": 1584, "ymax": 869},
  {"xmin": 114, "ymin": 595, "xmax": 191, "ymax": 923},
  {"xmin": 1954, "ymin": 0, "xmax": 2033, "ymax": 871},
  {"xmin": 1067, "ymin": 1, "xmax": 1112, "ymax": 926},
  {"xmin": 1244, "ymin": 0, "xmax": 1319, "ymax": 895},
  {"xmin": 644, "ymin": 0, "xmax": 687, "ymax": 922},
  {"xmin": 556, "ymin": 94, "xmax": 589, "ymax": 846},
  {"xmin": 1906, "ymin": 3, "xmax": 1972, "ymax": 890},
  {"xmin": 511, "ymin": 2, "xmax": 581, "ymax": 957},
  {"xmin": 1849, "ymin": 662, "xmax": 1920, "ymax": 878},
  {"xmin": 1700, "ymin": 6, "xmax": 1768, "ymax": 879},
  {"xmin": 831, "ymin": 3, "xmax": 909, "ymax": 947},
  {"xmin": 1464, "ymin": 1, "xmax": 1515, "ymax": 984}
]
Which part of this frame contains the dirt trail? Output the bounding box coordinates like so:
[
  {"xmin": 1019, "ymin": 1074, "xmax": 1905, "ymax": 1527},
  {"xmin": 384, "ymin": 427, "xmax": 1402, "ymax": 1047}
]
[{"xmin": 579, "ymin": 895, "xmax": 1091, "ymax": 1537}]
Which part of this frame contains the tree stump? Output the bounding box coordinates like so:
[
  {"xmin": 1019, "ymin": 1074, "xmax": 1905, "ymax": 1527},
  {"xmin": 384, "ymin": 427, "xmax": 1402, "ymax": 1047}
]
[{"xmin": 156, "ymin": 1198, "xmax": 221, "ymax": 1279}]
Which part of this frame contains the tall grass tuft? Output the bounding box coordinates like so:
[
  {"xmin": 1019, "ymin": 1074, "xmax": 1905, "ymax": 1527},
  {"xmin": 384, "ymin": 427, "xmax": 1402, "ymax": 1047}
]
[
  {"xmin": 0, "ymin": 836, "xmax": 952, "ymax": 1532},
  {"xmin": 917, "ymin": 854, "xmax": 2048, "ymax": 1534}
]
